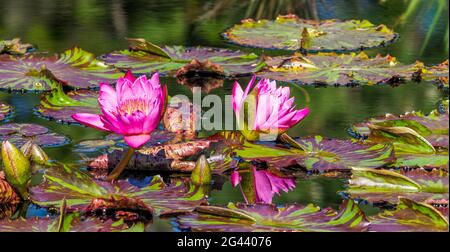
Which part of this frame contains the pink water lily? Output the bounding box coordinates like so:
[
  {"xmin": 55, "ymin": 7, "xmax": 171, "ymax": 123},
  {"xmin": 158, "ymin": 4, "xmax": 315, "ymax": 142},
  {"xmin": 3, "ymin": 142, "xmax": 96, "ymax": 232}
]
[
  {"xmin": 232, "ymin": 76, "xmax": 310, "ymax": 141},
  {"xmin": 72, "ymin": 71, "xmax": 167, "ymax": 149},
  {"xmin": 231, "ymin": 167, "xmax": 296, "ymax": 204}
]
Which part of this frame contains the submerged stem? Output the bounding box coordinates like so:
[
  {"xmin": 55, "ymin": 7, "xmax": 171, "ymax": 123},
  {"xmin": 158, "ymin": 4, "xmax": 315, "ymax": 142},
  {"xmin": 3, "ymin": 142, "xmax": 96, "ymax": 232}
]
[{"xmin": 106, "ymin": 147, "xmax": 135, "ymax": 181}]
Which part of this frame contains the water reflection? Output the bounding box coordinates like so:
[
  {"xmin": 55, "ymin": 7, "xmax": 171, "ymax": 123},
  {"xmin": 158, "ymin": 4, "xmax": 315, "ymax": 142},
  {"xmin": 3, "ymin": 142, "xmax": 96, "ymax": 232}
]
[{"xmin": 230, "ymin": 162, "xmax": 296, "ymax": 204}]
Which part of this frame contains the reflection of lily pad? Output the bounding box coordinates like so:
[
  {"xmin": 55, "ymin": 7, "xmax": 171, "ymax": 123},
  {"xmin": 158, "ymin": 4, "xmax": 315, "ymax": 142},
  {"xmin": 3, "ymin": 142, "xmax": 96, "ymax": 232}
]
[
  {"xmin": 177, "ymin": 200, "xmax": 368, "ymax": 232},
  {"xmin": 30, "ymin": 165, "xmax": 207, "ymax": 216},
  {"xmin": 350, "ymin": 111, "xmax": 449, "ymax": 151},
  {"xmin": 0, "ymin": 101, "xmax": 13, "ymax": 122},
  {"xmin": 101, "ymin": 41, "xmax": 265, "ymax": 77},
  {"xmin": 0, "ymin": 213, "xmax": 145, "ymax": 232},
  {"xmin": 0, "ymin": 123, "xmax": 69, "ymax": 147},
  {"xmin": 0, "ymin": 47, "xmax": 121, "ymax": 92},
  {"xmin": 238, "ymin": 136, "xmax": 395, "ymax": 173},
  {"xmin": 36, "ymin": 88, "xmax": 99, "ymax": 124},
  {"xmin": 369, "ymin": 198, "xmax": 448, "ymax": 232},
  {"xmin": 258, "ymin": 52, "xmax": 420, "ymax": 86},
  {"xmin": 347, "ymin": 168, "xmax": 448, "ymax": 204},
  {"xmin": 222, "ymin": 15, "xmax": 397, "ymax": 52}
]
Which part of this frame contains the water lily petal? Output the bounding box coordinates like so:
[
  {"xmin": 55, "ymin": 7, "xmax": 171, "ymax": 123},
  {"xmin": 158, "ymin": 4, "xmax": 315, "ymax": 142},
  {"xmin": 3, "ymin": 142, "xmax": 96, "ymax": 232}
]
[
  {"xmin": 71, "ymin": 113, "xmax": 111, "ymax": 132},
  {"xmin": 124, "ymin": 134, "xmax": 151, "ymax": 149}
]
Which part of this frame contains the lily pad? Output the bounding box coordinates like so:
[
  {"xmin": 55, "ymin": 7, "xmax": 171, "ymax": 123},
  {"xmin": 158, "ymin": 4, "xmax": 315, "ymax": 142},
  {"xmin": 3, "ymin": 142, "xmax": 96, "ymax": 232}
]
[
  {"xmin": 30, "ymin": 164, "xmax": 207, "ymax": 216},
  {"xmin": 369, "ymin": 198, "xmax": 448, "ymax": 232},
  {"xmin": 258, "ymin": 52, "xmax": 421, "ymax": 86},
  {"xmin": 423, "ymin": 60, "xmax": 449, "ymax": 84},
  {"xmin": 350, "ymin": 111, "xmax": 449, "ymax": 151},
  {"xmin": 0, "ymin": 101, "xmax": 13, "ymax": 122},
  {"xmin": 101, "ymin": 39, "xmax": 265, "ymax": 77},
  {"xmin": 237, "ymin": 136, "xmax": 395, "ymax": 173},
  {"xmin": 222, "ymin": 15, "xmax": 397, "ymax": 52},
  {"xmin": 0, "ymin": 38, "xmax": 34, "ymax": 55},
  {"xmin": 0, "ymin": 123, "xmax": 69, "ymax": 147},
  {"xmin": 394, "ymin": 152, "xmax": 449, "ymax": 170},
  {"xmin": 35, "ymin": 88, "xmax": 99, "ymax": 124},
  {"xmin": 0, "ymin": 213, "xmax": 145, "ymax": 232},
  {"xmin": 0, "ymin": 47, "xmax": 121, "ymax": 92},
  {"xmin": 347, "ymin": 167, "xmax": 448, "ymax": 204},
  {"xmin": 177, "ymin": 200, "xmax": 369, "ymax": 232}
]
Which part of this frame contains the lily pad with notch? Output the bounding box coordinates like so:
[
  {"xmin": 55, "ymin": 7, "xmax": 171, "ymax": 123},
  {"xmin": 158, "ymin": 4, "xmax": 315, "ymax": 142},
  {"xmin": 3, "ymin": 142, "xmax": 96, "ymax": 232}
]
[
  {"xmin": 222, "ymin": 15, "xmax": 397, "ymax": 52},
  {"xmin": 100, "ymin": 38, "xmax": 265, "ymax": 77},
  {"xmin": 0, "ymin": 47, "xmax": 122, "ymax": 92}
]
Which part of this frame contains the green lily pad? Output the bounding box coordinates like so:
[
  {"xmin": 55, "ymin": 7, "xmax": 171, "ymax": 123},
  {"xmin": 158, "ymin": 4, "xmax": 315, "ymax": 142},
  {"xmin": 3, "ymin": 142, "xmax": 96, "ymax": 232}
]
[
  {"xmin": 35, "ymin": 87, "xmax": 99, "ymax": 124},
  {"xmin": 369, "ymin": 198, "xmax": 448, "ymax": 232},
  {"xmin": 29, "ymin": 164, "xmax": 207, "ymax": 216},
  {"xmin": 258, "ymin": 52, "xmax": 420, "ymax": 86},
  {"xmin": 237, "ymin": 136, "xmax": 395, "ymax": 173},
  {"xmin": 347, "ymin": 167, "xmax": 448, "ymax": 204},
  {"xmin": 222, "ymin": 15, "xmax": 397, "ymax": 52},
  {"xmin": 0, "ymin": 213, "xmax": 145, "ymax": 232},
  {"xmin": 0, "ymin": 101, "xmax": 13, "ymax": 122},
  {"xmin": 350, "ymin": 111, "xmax": 449, "ymax": 152},
  {"xmin": 0, "ymin": 47, "xmax": 121, "ymax": 92},
  {"xmin": 176, "ymin": 200, "xmax": 369, "ymax": 232},
  {"xmin": 394, "ymin": 152, "xmax": 449, "ymax": 170},
  {"xmin": 100, "ymin": 39, "xmax": 265, "ymax": 77},
  {"xmin": 0, "ymin": 123, "xmax": 69, "ymax": 147}
]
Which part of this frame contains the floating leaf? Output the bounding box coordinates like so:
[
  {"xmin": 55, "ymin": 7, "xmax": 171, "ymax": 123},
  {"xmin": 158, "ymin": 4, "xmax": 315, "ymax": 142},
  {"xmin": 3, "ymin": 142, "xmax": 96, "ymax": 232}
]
[
  {"xmin": 350, "ymin": 111, "xmax": 448, "ymax": 151},
  {"xmin": 0, "ymin": 123, "xmax": 69, "ymax": 147},
  {"xmin": 101, "ymin": 41, "xmax": 265, "ymax": 77},
  {"xmin": 423, "ymin": 60, "xmax": 449, "ymax": 84},
  {"xmin": 30, "ymin": 164, "xmax": 207, "ymax": 216},
  {"xmin": 237, "ymin": 136, "xmax": 395, "ymax": 173},
  {"xmin": 0, "ymin": 38, "xmax": 34, "ymax": 55},
  {"xmin": 0, "ymin": 101, "xmax": 13, "ymax": 122},
  {"xmin": 222, "ymin": 15, "xmax": 397, "ymax": 52},
  {"xmin": 394, "ymin": 152, "xmax": 449, "ymax": 170},
  {"xmin": 0, "ymin": 213, "xmax": 145, "ymax": 232},
  {"xmin": 347, "ymin": 167, "xmax": 448, "ymax": 204},
  {"xmin": 177, "ymin": 200, "xmax": 369, "ymax": 232},
  {"xmin": 258, "ymin": 52, "xmax": 420, "ymax": 86},
  {"xmin": 369, "ymin": 198, "xmax": 448, "ymax": 232},
  {"xmin": 36, "ymin": 88, "xmax": 99, "ymax": 124},
  {"xmin": 0, "ymin": 47, "xmax": 121, "ymax": 92}
]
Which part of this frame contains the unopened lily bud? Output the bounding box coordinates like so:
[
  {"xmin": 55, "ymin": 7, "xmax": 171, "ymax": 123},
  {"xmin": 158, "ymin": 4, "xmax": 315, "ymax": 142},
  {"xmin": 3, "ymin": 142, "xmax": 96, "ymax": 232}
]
[
  {"xmin": 1, "ymin": 141, "xmax": 31, "ymax": 199},
  {"xmin": 20, "ymin": 141, "xmax": 48, "ymax": 165},
  {"xmin": 190, "ymin": 155, "xmax": 212, "ymax": 185}
]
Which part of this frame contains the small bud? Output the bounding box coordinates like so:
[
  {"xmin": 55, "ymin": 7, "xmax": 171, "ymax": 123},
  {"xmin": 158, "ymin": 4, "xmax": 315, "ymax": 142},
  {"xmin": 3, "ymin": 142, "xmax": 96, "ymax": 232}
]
[
  {"xmin": 190, "ymin": 155, "xmax": 212, "ymax": 185},
  {"xmin": 20, "ymin": 141, "xmax": 48, "ymax": 165},
  {"xmin": 1, "ymin": 141, "xmax": 31, "ymax": 199}
]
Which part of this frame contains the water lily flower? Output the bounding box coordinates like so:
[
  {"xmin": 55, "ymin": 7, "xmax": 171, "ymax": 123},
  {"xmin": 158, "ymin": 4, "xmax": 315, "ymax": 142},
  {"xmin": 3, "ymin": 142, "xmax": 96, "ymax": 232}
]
[
  {"xmin": 72, "ymin": 71, "xmax": 167, "ymax": 149},
  {"xmin": 231, "ymin": 167, "xmax": 296, "ymax": 204},
  {"xmin": 232, "ymin": 76, "xmax": 310, "ymax": 141}
]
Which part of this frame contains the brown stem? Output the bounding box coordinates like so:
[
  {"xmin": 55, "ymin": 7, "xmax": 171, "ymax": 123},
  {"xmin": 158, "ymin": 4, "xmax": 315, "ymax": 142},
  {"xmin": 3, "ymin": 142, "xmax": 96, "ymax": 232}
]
[{"xmin": 106, "ymin": 147, "xmax": 135, "ymax": 181}]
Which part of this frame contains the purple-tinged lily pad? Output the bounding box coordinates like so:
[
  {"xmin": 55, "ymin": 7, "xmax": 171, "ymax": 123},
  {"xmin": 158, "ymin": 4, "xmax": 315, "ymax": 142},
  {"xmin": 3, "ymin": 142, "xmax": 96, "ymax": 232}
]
[
  {"xmin": 237, "ymin": 136, "xmax": 395, "ymax": 173},
  {"xmin": 30, "ymin": 164, "xmax": 207, "ymax": 216},
  {"xmin": 258, "ymin": 52, "xmax": 420, "ymax": 86},
  {"xmin": 350, "ymin": 111, "xmax": 449, "ymax": 151},
  {"xmin": 0, "ymin": 123, "xmax": 69, "ymax": 147},
  {"xmin": 177, "ymin": 200, "xmax": 369, "ymax": 232},
  {"xmin": 423, "ymin": 60, "xmax": 449, "ymax": 84},
  {"xmin": 0, "ymin": 47, "xmax": 122, "ymax": 92},
  {"xmin": 0, "ymin": 213, "xmax": 145, "ymax": 232},
  {"xmin": 222, "ymin": 15, "xmax": 397, "ymax": 52},
  {"xmin": 394, "ymin": 152, "xmax": 449, "ymax": 170},
  {"xmin": 0, "ymin": 101, "xmax": 13, "ymax": 122},
  {"xmin": 100, "ymin": 39, "xmax": 265, "ymax": 77},
  {"xmin": 347, "ymin": 167, "xmax": 448, "ymax": 204},
  {"xmin": 369, "ymin": 198, "xmax": 448, "ymax": 232}
]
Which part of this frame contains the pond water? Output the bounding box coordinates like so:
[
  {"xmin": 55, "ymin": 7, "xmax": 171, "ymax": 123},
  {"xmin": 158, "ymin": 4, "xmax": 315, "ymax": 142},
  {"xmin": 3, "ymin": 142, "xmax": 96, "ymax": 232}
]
[{"xmin": 0, "ymin": 0, "xmax": 448, "ymax": 231}]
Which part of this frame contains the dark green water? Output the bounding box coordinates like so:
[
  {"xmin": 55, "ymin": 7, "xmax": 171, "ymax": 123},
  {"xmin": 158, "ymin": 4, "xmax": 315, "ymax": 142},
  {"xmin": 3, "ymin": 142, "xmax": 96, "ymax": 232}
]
[{"xmin": 0, "ymin": 0, "xmax": 448, "ymax": 231}]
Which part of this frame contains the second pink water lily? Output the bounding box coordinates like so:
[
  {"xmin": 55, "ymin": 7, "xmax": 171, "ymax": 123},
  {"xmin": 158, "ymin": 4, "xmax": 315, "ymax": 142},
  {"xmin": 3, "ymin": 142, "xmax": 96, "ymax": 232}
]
[
  {"xmin": 232, "ymin": 76, "xmax": 310, "ymax": 141},
  {"xmin": 72, "ymin": 71, "xmax": 167, "ymax": 149}
]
